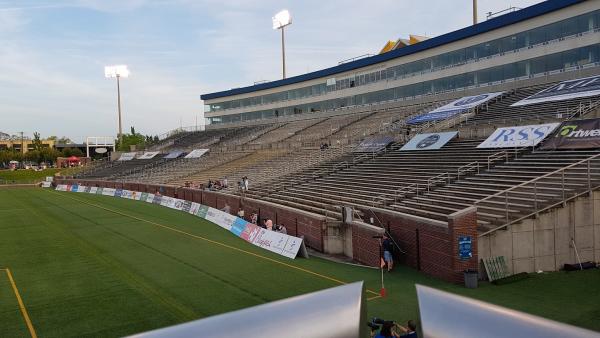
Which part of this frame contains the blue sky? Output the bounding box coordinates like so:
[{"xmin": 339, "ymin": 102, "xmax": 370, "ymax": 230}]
[{"xmin": 0, "ymin": 0, "xmax": 543, "ymax": 142}]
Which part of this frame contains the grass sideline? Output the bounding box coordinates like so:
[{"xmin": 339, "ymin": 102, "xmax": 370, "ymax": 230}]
[
  {"xmin": 0, "ymin": 168, "xmax": 72, "ymax": 183},
  {"xmin": 0, "ymin": 189, "xmax": 598, "ymax": 337}
]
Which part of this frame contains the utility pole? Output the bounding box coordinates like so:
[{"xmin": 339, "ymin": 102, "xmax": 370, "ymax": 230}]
[
  {"xmin": 20, "ymin": 131, "xmax": 24, "ymax": 155},
  {"xmin": 473, "ymin": 0, "xmax": 478, "ymax": 25}
]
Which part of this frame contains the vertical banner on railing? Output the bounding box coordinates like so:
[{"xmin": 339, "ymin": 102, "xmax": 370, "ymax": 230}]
[{"xmin": 53, "ymin": 185, "xmax": 303, "ymax": 259}]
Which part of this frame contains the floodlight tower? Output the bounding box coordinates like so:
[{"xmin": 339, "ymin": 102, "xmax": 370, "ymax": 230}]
[
  {"xmin": 104, "ymin": 65, "xmax": 130, "ymax": 148},
  {"xmin": 272, "ymin": 10, "xmax": 292, "ymax": 79}
]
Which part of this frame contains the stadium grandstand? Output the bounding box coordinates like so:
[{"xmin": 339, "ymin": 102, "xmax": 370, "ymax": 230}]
[{"xmin": 67, "ymin": 0, "xmax": 600, "ymax": 284}]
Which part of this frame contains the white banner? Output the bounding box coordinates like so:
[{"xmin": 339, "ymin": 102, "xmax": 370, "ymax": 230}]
[
  {"xmin": 477, "ymin": 123, "xmax": 560, "ymax": 148},
  {"xmin": 118, "ymin": 152, "xmax": 137, "ymax": 161},
  {"xmin": 205, "ymin": 207, "xmax": 236, "ymax": 231},
  {"xmin": 56, "ymin": 184, "xmax": 67, "ymax": 191},
  {"xmin": 408, "ymin": 92, "xmax": 504, "ymax": 124},
  {"xmin": 102, "ymin": 188, "xmax": 116, "ymax": 196},
  {"xmin": 512, "ymin": 75, "xmax": 600, "ymax": 107},
  {"xmin": 41, "ymin": 181, "xmax": 52, "ymax": 188},
  {"xmin": 184, "ymin": 149, "xmax": 209, "ymax": 159},
  {"xmin": 138, "ymin": 151, "xmax": 160, "ymax": 160},
  {"xmin": 89, "ymin": 187, "xmax": 98, "ymax": 194},
  {"xmin": 400, "ymin": 131, "xmax": 457, "ymax": 151}
]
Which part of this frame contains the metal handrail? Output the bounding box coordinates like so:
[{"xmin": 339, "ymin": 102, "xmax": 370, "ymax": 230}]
[
  {"xmin": 426, "ymin": 172, "xmax": 450, "ymax": 192},
  {"xmin": 475, "ymin": 152, "xmax": 600, "ymax": 205},
  {"xmin": 475, "ymin": 152, "xmax": 600, "ymax": 236},
  {"xmin": 457, "ymin": 161, "xmax": 479, "ymax": 179}
]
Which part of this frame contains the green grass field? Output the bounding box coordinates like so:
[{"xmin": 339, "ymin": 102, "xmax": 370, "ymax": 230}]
[
  {"xmin": 0, "ymin": 188, "xmax": 598, "ymax": 337},
  {"xmin": 0, "ymin": 168, "xmax": 81, "ymax": 183}
]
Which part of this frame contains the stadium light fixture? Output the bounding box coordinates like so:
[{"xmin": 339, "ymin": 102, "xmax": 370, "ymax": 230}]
[
  {"xmin": 104, "ymin": 65, "xmax": 130, "ymax": 148},
  {"xmin": 272, "ymin": 9, "xmax": 292, "ymax": 79}
]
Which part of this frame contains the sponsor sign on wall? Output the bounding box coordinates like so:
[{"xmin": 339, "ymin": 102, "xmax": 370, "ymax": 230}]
[
  {"xmin": 541, "ymin": 118, "xmax": 600, "ymax": 150},
  {"xmin": 353, "ymin": 136, "xmax": 395, "ymax": 152},
  {"xmin": 400, "ymin": 131, "xmax": 458, "ymax": 151},
  {"xmin": 512, "ymin": 75, "xmax": 600, "ymax": 107},
  {"xmin": 407, "ymin": 92, "xmax": 504, "ymax": 124},
  {"xmin": 138, "ymin": 151, "xmax": 160, "ymax": 160},
  {"xmin": 118, "ymin": 152, "xmax": 137, "ymax": 161},
  {"xmin": 477, "ymin": 123, "xmax": 560, "ymax": 148},
  {"xmin": 184, "ymin": 149, "xmax": 209, "ymax": 159}
]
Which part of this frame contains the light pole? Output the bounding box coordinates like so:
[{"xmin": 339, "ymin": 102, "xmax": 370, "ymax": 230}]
[
  {"xmin": 104, "ymin": 65, "xmax": 130, "ymax": 149},
  {"xmin": 272, "ymin": 10, "xmax": 292, "ymax": 79}
]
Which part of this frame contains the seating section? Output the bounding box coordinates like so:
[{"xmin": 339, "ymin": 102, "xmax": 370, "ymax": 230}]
[
  {"xmin": 462, "ymin": 83, "xmax": 600, "ymax": 127},
  {"xmin": 247, "ymin": 119, "xmax": 324, "ymax": 145},
  {"xmin": 124, "ymin": 151, "xmax": 251, "ymax": 183},
  {"xmin": 77, "ymin": 156, "xmax": 167, "ymax": 180},
  {"xmin": 393, "ymin": 149, "xmax": 600, "ymax": 231},
  {"xmin": 251, "ymin": 139, "xmax": 504, "ymax": 216},
  {"xmin": 72, "ymin": 77, "xmax": 600, "ymax": 235}
]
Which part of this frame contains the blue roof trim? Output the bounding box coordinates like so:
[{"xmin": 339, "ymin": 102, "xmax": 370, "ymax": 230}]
[{"xmin": 201, "ymin": 0, "xmax": 583, "ymax": 101}]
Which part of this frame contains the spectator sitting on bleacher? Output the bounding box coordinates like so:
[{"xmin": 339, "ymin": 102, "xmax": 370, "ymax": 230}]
[
  {"xmin": 207, "ymin": 180, "xmax": 214, "ymax": 190},
  {"xmin": 275, "ymin": 223, "xmax": 287, "ymax": 234},
  {"xmin": 222, "ymin": 177, "xmax": 228, "ymax": 188},
  {"xmin": 266, "ymin": 219, "xmax": 273, "ymax": 231},
  {"xmin": 237, "ymin": 208, "xmax": 245, "ymax": 219},
  {"xmin": 250, "ymin": 212, "xmax": 258, "ymax": 225},
  {"xmin": 260, "ymin": 219, "xmax": 268, "ymax": 229}
]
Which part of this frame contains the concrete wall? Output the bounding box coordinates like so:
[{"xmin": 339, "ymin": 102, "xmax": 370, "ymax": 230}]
[{"xmin": 479, "ymin": 191, "xmax": 600, "ymax": 274}]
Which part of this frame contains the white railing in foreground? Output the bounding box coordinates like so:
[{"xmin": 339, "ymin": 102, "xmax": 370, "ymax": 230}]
[{"xmin": 476, "ymin": 152, "xmax": 600, "ymax": 237}]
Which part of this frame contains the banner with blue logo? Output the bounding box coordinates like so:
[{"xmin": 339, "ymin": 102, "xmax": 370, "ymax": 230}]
[
  {"xmin": 407, "ymin": 92, "xmax": 504, "ymax": 124},
  {"xmin": 400, "ymin": 131, "xmax": 458, "ymax": 151},
  {"xmin": 477, "ymin": 123, "xmax": 560, "ymax": 148},
  {"xmin": 511, "ymin": 75, "xmax": 600, "ymax": 107}
]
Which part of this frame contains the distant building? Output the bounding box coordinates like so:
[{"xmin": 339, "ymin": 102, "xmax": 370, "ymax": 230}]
[{"xmin": 0, "ymin": 139, "xmax": 55, "ymax": 153}]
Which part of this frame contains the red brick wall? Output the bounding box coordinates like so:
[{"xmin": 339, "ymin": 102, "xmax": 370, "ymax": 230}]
[
  {"xmin": 447, "ymin": 208, "xmax": 479, "ymax": 283},
  {"xmin": 351, "ymin": 224, "xmax": 383, "ymax": 267},
  {"xmin": 358, "ymin": 207, "xmax": 478, "ymax": 284}
]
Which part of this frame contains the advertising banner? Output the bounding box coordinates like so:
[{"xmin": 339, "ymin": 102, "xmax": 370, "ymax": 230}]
[
  {"xmin": 184, "ymin": 149, "xmax": 209, "ymax": 159},
  {"xmin": 408, "ymin": 92, "xmax": 504, "ymax": 124},
  {"xmin": 164, "ymin": 151, "xmax": 184, "ymax": 159},
  {"xmin": 512, "ymin": 75, "xmax": 600, "ymax": 107},
  {"xmin": 41, "ymin": 182, "xmax": 52, "ymax": 188},
  {"xmin": 76, "ymin": 185, "xmax": 87, "ymax": 193},
  {"xmin": 95, "ymin": 187, "xmax": 104, "ymax": 195},
  {"xmin": 353, "ymin": 136, "xmax": 395, "ymax": 152},
  {"xmin": 115, "ymin": 189, "xmax": 123, "ymax": 198},
  {"xmin": 400, "ymin": 131, "xmax": 457, "ymax": 151},
  {"xmin": 89, "ymin": 187, "xmax": 98, "ymax": 194},
  {"xmin": 196, "ymin": 205, "xmax": 209, "ymax": 218},
  {"xmin": 102, "ymin": 188, "xmax": 116, "ymax": 196},
  {"xmin": 152, "ymin": 194, "xmax": 162, "ymax": 205},
  {"xmin": 56, "ymin": 184, "xmax": 67, "ymax": 191},
  {"xmin": 477, "ymin": 123, "xmax": 560, "ymax": 148},
  {"xmin": 189, "ymin": 202, "xmax": 201, "ymax": 216},
  {"xmin": 118, "ymin": 152, "xmax": 137, "ymax": 161},
  {"xmin": 205, "ymin": 208, "xmax": 236, "ymax": 231},
  {"xmin": 138, "ymin": 151, "xmax": 160, "ymax": 160},
  {"xmin": 541, "ymin": 118, "xmax": 600, "ymax": 150}
]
